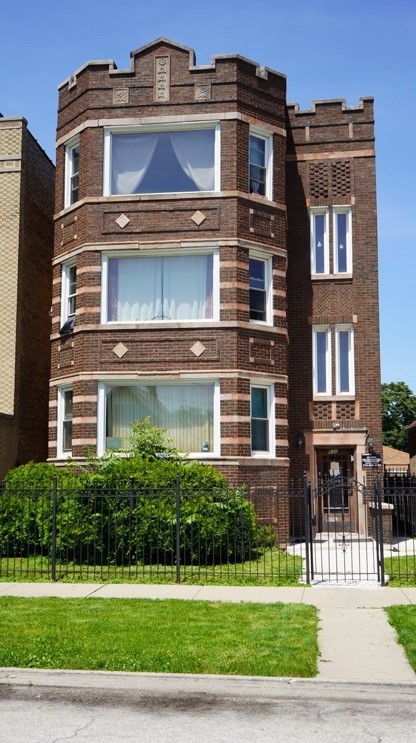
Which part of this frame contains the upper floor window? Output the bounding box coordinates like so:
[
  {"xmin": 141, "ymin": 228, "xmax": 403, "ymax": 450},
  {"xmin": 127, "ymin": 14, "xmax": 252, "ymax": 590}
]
[
  {"xmin": 60, "ymin": 261, "xmax": 76, "ymax": 335},
  {"xmin": 103, "ymin": 124, "xmax": 219, "ymax": 196},
  {"xmin": 333, "ymin": 208, "xmax": 352, "ymax": 274},
  {"xmin": 313, "ymin": 325, "xmax": 355, "ymax": 396},
  {"xmin": 310, "ymin": 209, "xmax": 329, "ymax": 275},
  {"xmin": 102, "ymin": 251, "xmax": 218, "ymax": 323},
  {"xmin": 249, "ymin": 255, "xmax": 272, "ymax": 324},
  {"xmin": 310, "ymin": 207, "xmax": 352, "ymax": 276},
  {"xmin": 249, "ymin": 129, "xmax": 272, "ymax": 199},
  {"xmin": 64, "ymin": 139, "xmax": 80, "ymax": 207}
]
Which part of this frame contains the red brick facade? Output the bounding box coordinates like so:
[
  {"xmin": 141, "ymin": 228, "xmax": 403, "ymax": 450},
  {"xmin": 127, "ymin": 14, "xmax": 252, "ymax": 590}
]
[{"xmin": 49, "ymin": 39, "xmax": 381, "ymax": 500}]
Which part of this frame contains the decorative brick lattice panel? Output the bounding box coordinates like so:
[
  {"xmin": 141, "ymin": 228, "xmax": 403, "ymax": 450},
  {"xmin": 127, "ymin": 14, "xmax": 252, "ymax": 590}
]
[
  {"xmin": 313, "ymin": 402, "xmax": 332, "ymax": 420},
  {"xmin": 336, "ymin": 401, "xmax": 355, "ymax": 420},
  {"xmin": 310, "ymin": 163, "xmax": 329, "ymax": 198},
  {"xmin": 331, "ymin": 161, "xmax": 351, "ymax": 197}
]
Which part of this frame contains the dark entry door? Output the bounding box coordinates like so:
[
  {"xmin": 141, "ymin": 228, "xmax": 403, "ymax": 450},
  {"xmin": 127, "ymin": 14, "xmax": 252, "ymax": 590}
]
[{"xmin": 315, "ymin": 449, "xmax": 356, "ymax": 529}]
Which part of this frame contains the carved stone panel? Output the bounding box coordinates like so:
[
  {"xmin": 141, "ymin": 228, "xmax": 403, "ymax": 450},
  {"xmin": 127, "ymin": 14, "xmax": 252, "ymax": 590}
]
[{"xmin": 154, "ymin": 56, "xmax": 170, "ymax": 102}]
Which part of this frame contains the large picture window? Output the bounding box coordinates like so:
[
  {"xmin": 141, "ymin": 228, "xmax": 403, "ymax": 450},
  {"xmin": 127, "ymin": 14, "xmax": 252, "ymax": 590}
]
[
  {"xmin": 104, "ymin": 125, "xmax": 219, "ymax": 196},
  {"xmin": 98, "ymin": 382, "xmax": 217, "ymax": 455},
  {"xmin": 103, "ymin": 252, "xmax": 215, "ymax": 323}
]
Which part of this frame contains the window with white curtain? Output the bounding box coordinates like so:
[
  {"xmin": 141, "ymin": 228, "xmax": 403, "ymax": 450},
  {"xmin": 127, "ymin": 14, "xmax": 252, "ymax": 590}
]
[
  {"xmin": 104, "ymin": 125, "xmax": 219, "ymax": 195},
  {"xmin": 99, "ymin": 382, "xmax": 216, "ymax": 455},
  {"xmin": 310, "ymin": 207, "xmax": 352, "ymax": 275},
  {"xmin": 103, "ymin": 252, "xmax": 216, "ymax": 323},
  {"xmin": 312, "ymin": 325, "xmax": 355, "ymax": 396}
]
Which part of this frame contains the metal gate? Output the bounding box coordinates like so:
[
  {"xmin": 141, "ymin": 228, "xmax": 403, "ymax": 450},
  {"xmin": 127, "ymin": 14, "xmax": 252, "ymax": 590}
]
[{"xmin": 303, "ymin": 475, "xmax": 385, "ymax": 584}]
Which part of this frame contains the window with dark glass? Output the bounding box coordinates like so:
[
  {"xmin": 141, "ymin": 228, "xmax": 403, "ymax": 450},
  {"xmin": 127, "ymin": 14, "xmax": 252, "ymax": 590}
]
[
  {"xmin": 251, "ymin": 387, "xmax": 269, "ymax": 452},
  {"xmin": 249, "ymin": 258, "xmax": 266, "ymax": 321},
  {"xmin": 62, "ymin": 389, "xmax": 73, "ymax": 452},
  {"xmin": 249, "ymin": 135, "xmax": 266, "ymax": 195}
]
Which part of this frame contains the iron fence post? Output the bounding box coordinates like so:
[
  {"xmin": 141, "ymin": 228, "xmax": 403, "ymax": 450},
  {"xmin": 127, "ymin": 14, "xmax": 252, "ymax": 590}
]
[
  {"xmin": 51, "ymin": 476, "xmax": 57, "ymax": 582},
  {"xmin": 175, "ymin": 475, "xmax": 181, "ymax": 584},
  {"xmin": 303, "ymin": 473, "xmax": 311, "ymax": 585},
  {"xmin": 375, "ymin": 475, "xmax": 386, "ymax": 586}
]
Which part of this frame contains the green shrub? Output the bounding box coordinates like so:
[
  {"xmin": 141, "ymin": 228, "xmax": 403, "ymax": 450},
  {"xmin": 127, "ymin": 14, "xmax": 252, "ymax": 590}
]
[{"xmin": 0, "ymin": 459, "xmax": 273, "ymax": 566}]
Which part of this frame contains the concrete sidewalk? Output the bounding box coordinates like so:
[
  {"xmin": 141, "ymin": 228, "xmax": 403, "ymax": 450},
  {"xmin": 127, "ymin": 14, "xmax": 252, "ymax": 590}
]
[{"xmin": 1, "ymin": 582, "xmax": 416, "ymax": 683}]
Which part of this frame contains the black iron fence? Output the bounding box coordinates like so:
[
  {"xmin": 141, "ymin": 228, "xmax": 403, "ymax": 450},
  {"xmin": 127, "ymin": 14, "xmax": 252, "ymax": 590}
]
[
  {"xmin": 0, "ymin": 479, "xmax": 305, "ymax": 585},
  {"xmin": 1, "ymin": 474, "xmax": 415, "ymax": 586}
]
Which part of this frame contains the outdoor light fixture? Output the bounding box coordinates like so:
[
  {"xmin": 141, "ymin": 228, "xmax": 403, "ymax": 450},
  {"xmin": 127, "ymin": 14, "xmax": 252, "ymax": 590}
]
[
  {"xmin": 366, "ymin": 436, "xmax": 375, "ymax": 453},
  {"xmin": 296, "ymin": 433, "xmax": 304, "ymax": 449}
]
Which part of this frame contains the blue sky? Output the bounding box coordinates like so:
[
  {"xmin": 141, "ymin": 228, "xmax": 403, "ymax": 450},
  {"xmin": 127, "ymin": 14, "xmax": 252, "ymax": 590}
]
[{"xmin": 1, "ymin": 0, "xmax": 415, "ymax": 392}]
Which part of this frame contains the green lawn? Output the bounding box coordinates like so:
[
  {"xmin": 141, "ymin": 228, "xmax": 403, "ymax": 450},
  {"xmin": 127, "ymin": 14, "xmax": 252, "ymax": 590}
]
[
  {"xmin": 0, "ymin": 549, "xmax": 304, "ymax": 586},
  {"xmin": 384, "ymin": 555, "xmax": 416, "ymax": 586},
  {"xmin": 385, "ymin": 605, "xmax": 416, "ymax": 671},
  {"xmin": 0, "ymin": 597, "xmax": 318, "ymax": 677}
]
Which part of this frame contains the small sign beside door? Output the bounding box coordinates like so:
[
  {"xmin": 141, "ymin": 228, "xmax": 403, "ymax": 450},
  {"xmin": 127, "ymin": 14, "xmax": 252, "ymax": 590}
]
[{"xmin": 361, "ymin": 453, "xmax": 382, "ymax": 468}]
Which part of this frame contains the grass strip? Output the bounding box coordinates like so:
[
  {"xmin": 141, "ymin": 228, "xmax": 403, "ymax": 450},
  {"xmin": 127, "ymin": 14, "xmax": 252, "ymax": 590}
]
[
  {"xmin": 385, "ymin": 605, "xmax": 416, "ymax": 671},
  {"xmin": 0, "ymin": 550, "xmax": 303, "ymax": 586},
  {"xmin": 0, "ymin": 596, "xmax": 318, "ymax": 677}
]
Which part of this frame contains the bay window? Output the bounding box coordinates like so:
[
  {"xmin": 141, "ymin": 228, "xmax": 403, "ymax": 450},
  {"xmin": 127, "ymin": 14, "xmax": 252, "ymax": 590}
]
[
  {"xmin": 102, "ymin": 251, "xmax": 216, "ymax": 323},
  {"xmin": 104, "ymin": 124, "xmax": 219, "ymax": 196},
  {"xmin": 98, "ymin": 382, "xmax": 218, "ymax": 455}
]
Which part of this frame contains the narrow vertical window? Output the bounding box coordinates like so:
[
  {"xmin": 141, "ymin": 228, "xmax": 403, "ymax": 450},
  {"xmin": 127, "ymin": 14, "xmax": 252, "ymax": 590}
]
[
  {"xmin": 249, "ymin": 258, "xmax": 266, "ymax": 321},
  {"xmin": 336, "ymin": 326, "xmax": 354, "ymax": 395},
  {"xmin": 311, "ymin": 210, "xmax": 329, "ymax": 274},
  {"xmin": 313, "ymin": 327, "xmax": 331, "ymax": 395},
  {"xmin": 251, "ymin": 386, "xmax": 271, "ymax": 453},
  {"xmin": 58, "ymin": 387, "xmax": 73, "ymax": 456},
  {"xmin": 334, "ymin": 208, "xmax": 352, "ymax": 274},
  {"xmin": 60, "ymin": 261, "xmax": 76, "ymax": 334},
  {"xmin": 65, "ymin": 139, "xmax": 80, "ymax": 207},
  {"xmin": 249, "ymin": 135, "xmax": 266, "ymax": 195}
]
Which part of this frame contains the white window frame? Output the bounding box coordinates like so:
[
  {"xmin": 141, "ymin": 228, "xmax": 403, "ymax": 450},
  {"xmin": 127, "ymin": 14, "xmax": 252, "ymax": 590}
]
[
  {"xmin": 101, "ymin": 248, "xmax": 219, "ymax": 324},
  {"xmin": 313, "ymin": 326, "xmax": 332, "ymax": 396},
  {"xmin": 64, "ymin": 137, "xmax": 80, "ymax": 208},
  {"xmin": 61, "ymin": 260, "xmax": 77, "ymax": 325},
  {"xmin": 333, "ymin": 207, "xmax": 352, "ymax": 274},
  {"xmin": 310, "ymin": 208, "xmax": 329, "ymax": 275},
  {"xmin": 96, "ymin": 380, "xmax": 220, "ymax": 458},
  {"xmin": 250, "ymin": 384, "xmax": 275, "ymax": 456},
  {"xmin": 335, "ymin": 324, "xmax": 355, "ymax": 396},
  {"xmin": 102, "ymin": 122, "xmax": 221, "ymax": 197},
  {"xmin": 57, "ymin": 386, "xmax": 73, "ymax": 458},
  {"xmin": 249, "ymin": 126, "xmax": 273, "ymax": 200},
  {"xmin": 249, "ymin": 253, "xmax": 273, "ymax": 325}
]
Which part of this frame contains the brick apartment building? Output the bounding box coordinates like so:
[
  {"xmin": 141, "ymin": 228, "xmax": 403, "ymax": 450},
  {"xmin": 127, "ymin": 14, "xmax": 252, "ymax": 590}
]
[
  {"xmin": 0, "ymin": 115, "xmax": 55, "ymax": 478},
  {"xmin": 49, "ymin": 38, "xmax": 382, "ymax": 527}
]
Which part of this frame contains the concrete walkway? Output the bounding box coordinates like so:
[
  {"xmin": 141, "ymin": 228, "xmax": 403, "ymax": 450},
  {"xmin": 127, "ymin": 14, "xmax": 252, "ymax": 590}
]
[{"xmin": 1, "ymin": 582, "xmax": 416, "ymax": 684}]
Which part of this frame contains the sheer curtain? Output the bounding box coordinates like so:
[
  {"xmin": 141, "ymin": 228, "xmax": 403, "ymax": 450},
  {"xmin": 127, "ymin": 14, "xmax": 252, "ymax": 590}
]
[
  {"xmin": 106, "ymin": 384, "xmax": 214, "ymax": 453},
  {"xmin": 108, "ymin": 255, "xmax": 212, "ymax": 322},
  {"xmin": 170, "ymin": 130, "xmax": 215, "ymax": 191},
  {"xmin": 111, "ymin": 133, "xmax": 158, "ymax": 194}
]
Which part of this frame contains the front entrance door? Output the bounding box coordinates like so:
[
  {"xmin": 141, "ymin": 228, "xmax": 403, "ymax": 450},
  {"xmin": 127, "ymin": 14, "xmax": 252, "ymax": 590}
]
[{"xmin": 315, "ymin": 449, "xmax": 356, "ymax": 531}]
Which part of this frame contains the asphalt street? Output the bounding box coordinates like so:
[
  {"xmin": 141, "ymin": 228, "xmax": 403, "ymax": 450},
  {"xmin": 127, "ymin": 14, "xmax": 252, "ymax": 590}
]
[{"xmin": 1, "ymin": 670, "xmax": 415, "ymax": 743}]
